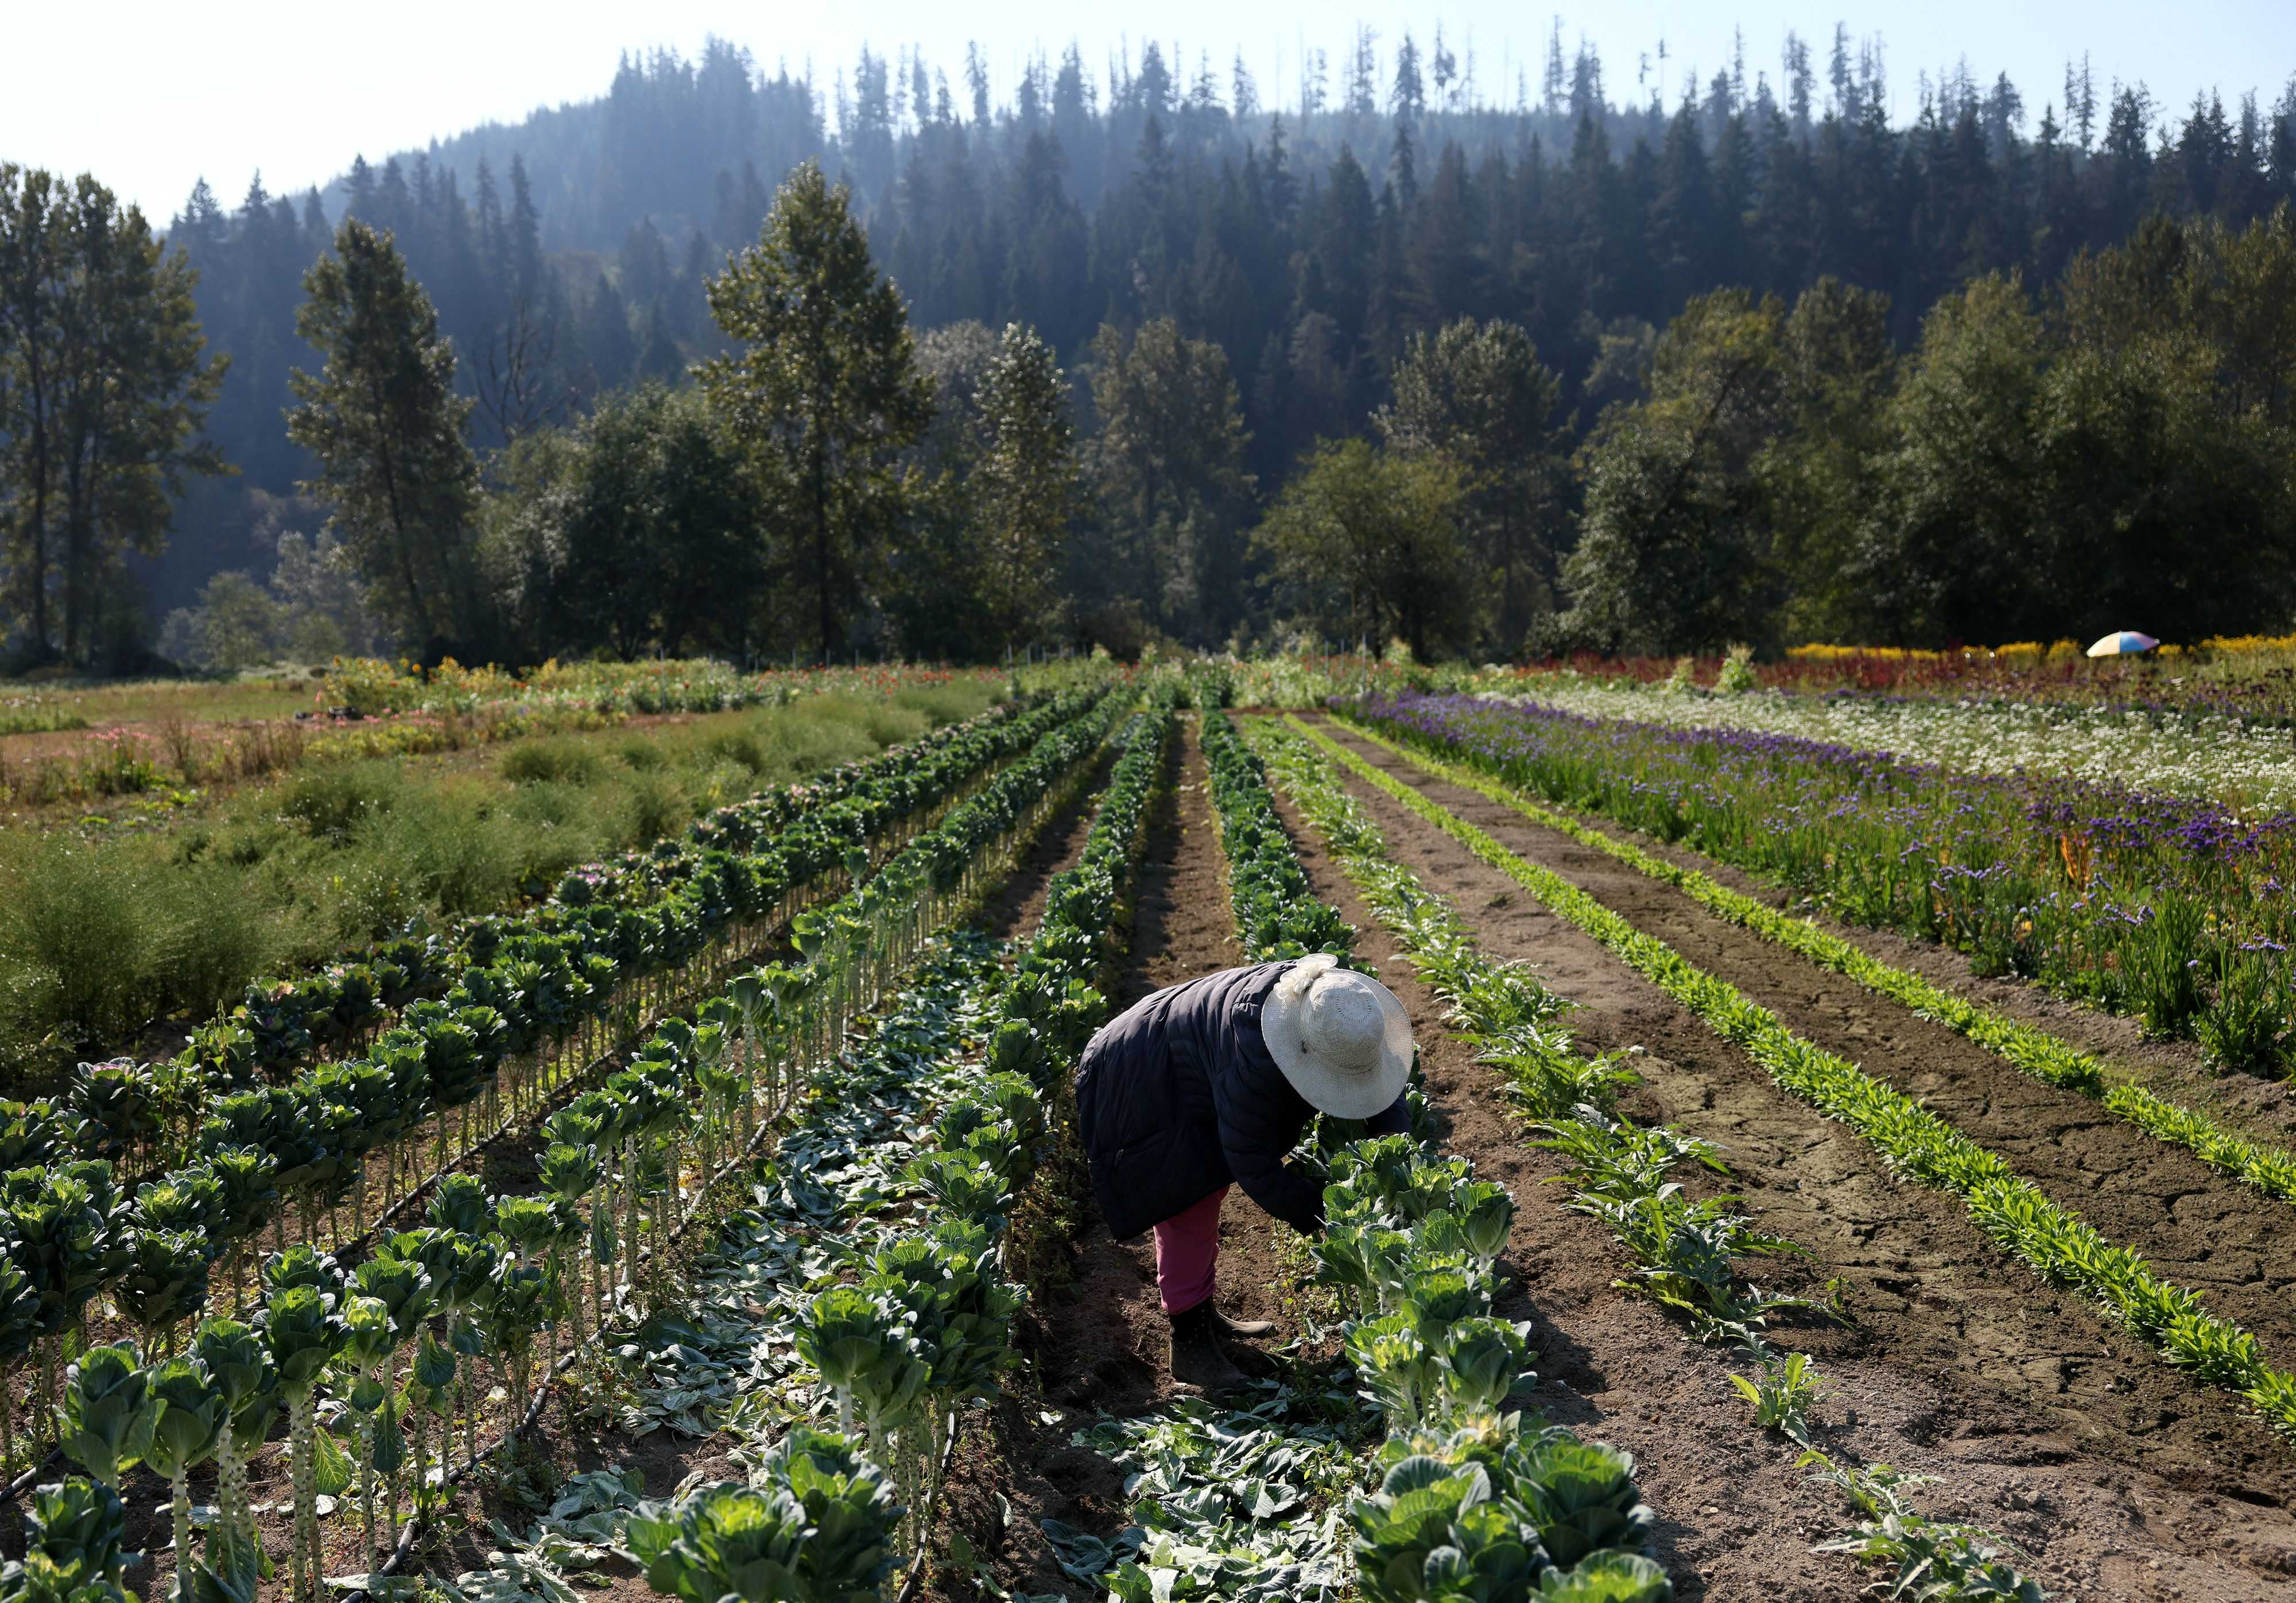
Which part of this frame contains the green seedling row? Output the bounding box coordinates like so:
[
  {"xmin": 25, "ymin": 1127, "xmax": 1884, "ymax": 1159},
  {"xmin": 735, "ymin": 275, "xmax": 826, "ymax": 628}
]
[
  {"xmin": 1246, "ymin": 717, "xmax": 2047, "ymax": 1601},
  {"xmin": 1294, "ymin": 718, "xmax": 2296, "ymax": 1445},
  {"xmin": 1341, "ymin": 712, "xmax": 2296, "ymax": 1211}
]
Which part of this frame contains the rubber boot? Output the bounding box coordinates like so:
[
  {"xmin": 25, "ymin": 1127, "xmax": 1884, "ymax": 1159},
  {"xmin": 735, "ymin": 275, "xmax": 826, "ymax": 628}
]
[
  {"xmin": 1168, "ymin": 1302, "xmax": 1250, "ymax": 1397},
  {"xmin": 1209, "ymin": 1304, "xmax": 1277, "ymax": 1339}
]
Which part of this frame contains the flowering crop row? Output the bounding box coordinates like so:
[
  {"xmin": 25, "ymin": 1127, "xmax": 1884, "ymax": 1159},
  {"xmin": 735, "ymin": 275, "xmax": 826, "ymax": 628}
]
[
  {"xmin": 0, "ymin": 686, "xmax": 1130, "ymax": 1603},
  {"xmin": 1308, "ymin": 724, "xmax": 2296, "ymax": 1444},
  {"xmin": 1355, "ymin": 692, "xmax": 2296, "ymax": 1077},
  {"xmin": 1149, "ymin": 710, "xmax": 1676, "ymax": 1603},
  {"xmin": 1250, "ymin": 717, "xmax": 2048, "ymax": 1600},
  {"xmin": 1486, "ymin": 679, "xmax": 2296, "ymax": 810},
  {"xmin": 1343, "ymin": 718, "xmax": 2296, "ymax": 1213}
]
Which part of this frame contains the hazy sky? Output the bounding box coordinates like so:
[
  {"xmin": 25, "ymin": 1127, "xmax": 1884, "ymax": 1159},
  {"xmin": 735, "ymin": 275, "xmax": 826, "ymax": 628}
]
[{"xmin": 10, "ymin": 1, "xmax": 2294, "ymax": 220}]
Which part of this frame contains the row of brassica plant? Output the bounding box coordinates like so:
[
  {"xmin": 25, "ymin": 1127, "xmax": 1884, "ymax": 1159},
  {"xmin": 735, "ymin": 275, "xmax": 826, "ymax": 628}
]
[
  {"xmin": 628, "ymin": 698, "xmax": 1181, "ymax": 1603},
  {"xmin": 1252, "ymin": 717, "xmax": 2050, "ymax": 1602},
  {"xmin": 0, "ymin": 689, "xmax": 1119, "ymax": 1494},
  {"xmin": 1162, "ymin": 710, "xmax": 1675, "ymax": 1603},
  {"xmin": 1335, "ymin": 714, "xmax": 2296, "ymax": 1210},
  {"xmin": 0, "ymin": 687, "xmax": 1138, "ymax": 1603},
  {"xmin": 1300, "ymin": 719, "xmax": 2296, "ymax": 1444},
  {"xmin": 57, "ymin": 690, "xmax": 1056, "ymax": 1172}
]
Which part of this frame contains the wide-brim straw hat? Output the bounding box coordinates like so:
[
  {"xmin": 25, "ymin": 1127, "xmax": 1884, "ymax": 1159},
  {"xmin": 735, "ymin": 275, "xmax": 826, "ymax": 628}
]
[{"xmin": 1262, "ymin": 954, "xmax": 1414, "ymax": 1119}]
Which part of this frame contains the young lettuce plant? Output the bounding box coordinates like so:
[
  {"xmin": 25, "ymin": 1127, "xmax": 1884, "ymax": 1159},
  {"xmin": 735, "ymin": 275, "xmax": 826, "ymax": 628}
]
[
  {"xmin": 190, "ymin": 1318, "xmax": 277, "ymax": 1565},
  {"xmin": 1499, "ymin": 1438, "xmax": 1656, "ymax": 1569},
  {"xmin": 347, "ymin": 1252, "xmax": 433, "ymax": 1564},
  {"xmin": 627, "ymin": 1429, "xmax": 901, "ymax": 1603},
  {"xmin": 337, "ymin": 1295, "xmax": 395, "ymax": 1576},
  {"xmin": 792, "ymin": 1285, "xmax": 928, "ymax": 1447},
  {"xmin": 474, "ymin": 1259, "xmax": 554, "ymax": 1449},
  {"xmin": 1347, "ymin": 1314, "xmax": 1444, "ymax": 1432},
  {"xmin": 1346, "ymin": 1452, "xmax": 1543, "ymax": 1603},
  {"xmin": 21, "ymin": 1477, "xmax": 131, "ymax": 1590},
  {"xmin": 1434, "ymin": 1318, "xmax": 1535, "ymax": 1420},
  {"xmin": 538, "ymin": 1142, "xmax": 603, "ymax": 1357}
]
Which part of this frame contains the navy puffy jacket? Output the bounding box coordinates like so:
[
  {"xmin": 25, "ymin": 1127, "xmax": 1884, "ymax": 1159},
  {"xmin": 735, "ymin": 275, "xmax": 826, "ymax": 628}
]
[{"xmin": 1075, "ymin": 961, "xmax": 1410, "ymax": 1241}]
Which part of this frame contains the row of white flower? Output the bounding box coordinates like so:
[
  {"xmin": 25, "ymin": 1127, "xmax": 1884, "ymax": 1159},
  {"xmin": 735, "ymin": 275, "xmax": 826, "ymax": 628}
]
[{"xmin": 1494, "ymin": 682, "xmax": 2296, "ymax": 809}]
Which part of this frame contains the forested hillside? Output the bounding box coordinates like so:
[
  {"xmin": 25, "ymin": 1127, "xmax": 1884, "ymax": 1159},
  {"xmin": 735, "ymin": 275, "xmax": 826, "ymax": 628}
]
[{"xmin": 11, "ymin": 26, "xmax": 2296, "ymax": 664}]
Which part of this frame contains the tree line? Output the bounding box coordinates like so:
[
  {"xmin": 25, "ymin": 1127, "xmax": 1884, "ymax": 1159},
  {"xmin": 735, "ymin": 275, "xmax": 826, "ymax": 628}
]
[{"xmin": 5, "ymin": 27, "xmax": 2296, "ymax": 667}]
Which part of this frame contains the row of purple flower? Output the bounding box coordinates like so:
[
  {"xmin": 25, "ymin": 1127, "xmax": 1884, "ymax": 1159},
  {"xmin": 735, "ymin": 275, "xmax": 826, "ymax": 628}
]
[{"xmin": 1351, "ymin": 692, "xmax": 2296, "ymax": 1076}]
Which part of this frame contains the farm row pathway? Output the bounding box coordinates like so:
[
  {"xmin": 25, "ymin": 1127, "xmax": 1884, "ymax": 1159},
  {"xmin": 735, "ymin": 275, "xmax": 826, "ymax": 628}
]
[
  {"xmin": 928, "ymin": 716, "xmax": 1286, "ymax": 1602},
  {"xmin": 1282, "ymin": 713, "xmax": 2296, "ymax": 1602}
]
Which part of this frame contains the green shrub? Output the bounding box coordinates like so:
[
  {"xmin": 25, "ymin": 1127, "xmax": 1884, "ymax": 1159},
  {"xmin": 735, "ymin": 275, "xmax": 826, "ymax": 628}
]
[
  {"xmin": 619, "ymin": 774, "xmax": 686, "ymax": 846},
  {"xmin": 500, "ymin": 737, "xmax": 603, "ymax": 786},
  {"xmin": 280, "ymin": 761, "xmax": 405, "ymax": 842}
]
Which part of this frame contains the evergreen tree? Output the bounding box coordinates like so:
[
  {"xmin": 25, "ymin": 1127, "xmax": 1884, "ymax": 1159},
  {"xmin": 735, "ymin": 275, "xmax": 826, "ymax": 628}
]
[
  {"xmin": 1084, "ymin": 317, "xmax": 1253, "ymax": 645},
  {"xmin": 0, "ymin": 165, "xmax": 68, "ymax": 652},
  {"xmin": 1, "ymin": 167, "xmax": 227, "ymax": 663},
  {"xmin": 975, "ymin": 322, "xmax": 1076, "ymax": 651},
  {"xmin": 286, "ymin": 218, "xmax": 484, "ymax": 656},
  {"xmin": 699, "ymin": 161, "xmax": 930, "ymax": 659}
]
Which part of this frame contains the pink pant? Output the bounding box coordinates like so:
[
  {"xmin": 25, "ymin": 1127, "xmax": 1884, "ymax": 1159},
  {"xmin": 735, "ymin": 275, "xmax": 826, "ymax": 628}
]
[{"xmin": 1153, "ymin": 1186, "xmax": 1228, "ymax": 1314}]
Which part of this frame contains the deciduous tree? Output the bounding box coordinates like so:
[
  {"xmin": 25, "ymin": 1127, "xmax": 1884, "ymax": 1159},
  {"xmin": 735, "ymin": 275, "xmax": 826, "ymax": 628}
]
[
  {"xmin": 1560, "ymin": 288, "xmax": 1789, "ymax": 654},
  {"xmin": 1256, "ymin": 436, "xmax": 1470, "ymax": 660},
  {"xmin": 1380, "ymin": 317, "xmax": 1566, "ymax": 657}
]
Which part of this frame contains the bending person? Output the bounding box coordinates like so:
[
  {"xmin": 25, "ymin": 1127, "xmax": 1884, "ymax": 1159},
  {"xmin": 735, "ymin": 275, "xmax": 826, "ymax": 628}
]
[{"xmin": 1075, "ymin": 953, "xmax": 1414, "ymax": 1396}]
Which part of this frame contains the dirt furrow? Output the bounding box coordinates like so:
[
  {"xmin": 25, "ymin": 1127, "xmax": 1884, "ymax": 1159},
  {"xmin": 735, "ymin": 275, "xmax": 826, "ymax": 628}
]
[
  {"xmin": 926, "ymin": 716, "xmax": 1294, "ymax": 1602},
  {"xmin": 1269, "ymin": 731, "xmax": 2296, "ymax": 1602},
  {"xmin": 1312, "ymin": 718, "xmax": 2296, "ymax": 1370}
]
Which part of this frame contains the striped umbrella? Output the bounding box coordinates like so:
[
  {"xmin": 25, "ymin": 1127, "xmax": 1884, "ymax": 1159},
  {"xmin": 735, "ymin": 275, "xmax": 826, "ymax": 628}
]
[{"xmin": 2085, "ymin": 630, "xmax": 2159, "ymax": 657}]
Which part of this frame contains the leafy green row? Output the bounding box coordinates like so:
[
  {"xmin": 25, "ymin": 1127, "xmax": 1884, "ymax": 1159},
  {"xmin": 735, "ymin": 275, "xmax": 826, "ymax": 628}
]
[
  {"xmin": 0, "ymin": 690, "xmax": 1122, "ymax": 1497},
  {"xmin": 640, "ymin": 699, "xmax": 1182, "ymax": 1603},
  {"xmin": 0, "ymin": 686, "xmax": 1137, "ymax": 1603},
  {"xmin": 1252, "ymin": 718, "xmax": 2049, "ymax": 1602},
  {"xmin": 1185, "ymin": 713, "xmax": 1674, "ymax": 1603},
  {"xmin": 1303, "ymin": 719, "xmax": 2296, "ymax": 1444},
  {"xmin": 1340, "ymin": 713, "xmax": 2296, "ymax": 1211},
  {"xmin": 1199, "ymin": 709, "xmax": 1355, "ymax": 962}
]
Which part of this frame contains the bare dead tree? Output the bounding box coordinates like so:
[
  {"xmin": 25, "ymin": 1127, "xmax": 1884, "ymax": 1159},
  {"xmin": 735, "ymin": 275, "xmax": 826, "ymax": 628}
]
[{"xmin": 478, "ymin": 290, "xmax": 573, "ymax": 445}]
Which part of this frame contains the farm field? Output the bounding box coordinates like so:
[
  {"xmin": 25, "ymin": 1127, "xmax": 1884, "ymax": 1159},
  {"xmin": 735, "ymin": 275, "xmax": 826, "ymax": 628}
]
[
  {"xmin": 0, "ymin": 660, "xmax": 999, "ymax": 824},
  {"xmin": 5, "ymin": 680, "xmax": 2295, "ymax": 1603},
  {"xmin": 0, "ymin": 670, "xmax": 1003, "ymax": 1086}
]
